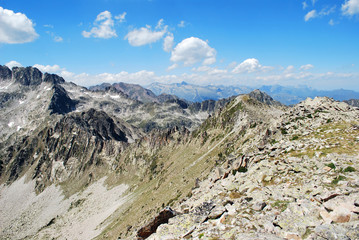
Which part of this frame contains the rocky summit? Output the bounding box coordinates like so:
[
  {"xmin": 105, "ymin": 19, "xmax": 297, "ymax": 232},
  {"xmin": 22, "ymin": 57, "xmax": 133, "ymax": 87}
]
[{"xmin": 0, "ymin": 65, "xmax": 359, "ymax": 240}]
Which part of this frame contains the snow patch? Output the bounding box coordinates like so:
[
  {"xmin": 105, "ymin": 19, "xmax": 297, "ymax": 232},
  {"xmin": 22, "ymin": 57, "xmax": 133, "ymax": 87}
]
[
  {"xmin": 8, "ymin": 122, "xmax": 14, "ymax": 128},
  {"xmin": 19, "ymin": 100, "xmax": 25, "ymax": 104},
  {"xmin": 110, "ymin": 95, "xmax": 120, "ymax": 99}
]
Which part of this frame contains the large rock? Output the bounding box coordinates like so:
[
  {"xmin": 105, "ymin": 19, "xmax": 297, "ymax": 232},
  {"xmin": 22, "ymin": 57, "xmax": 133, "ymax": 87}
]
[{"xmin": 137, "ymin": 207, "xmax": 175, "ymax": 239}]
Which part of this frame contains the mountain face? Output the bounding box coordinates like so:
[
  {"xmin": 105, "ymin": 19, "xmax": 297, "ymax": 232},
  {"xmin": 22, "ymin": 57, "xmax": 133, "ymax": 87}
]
[
  {"xmin": 344, "ymin": 99, "xmax": 359, "ymax": 108},
  {"xmin": 1, "ymin": 65, "xmax": 359, "ymax": 240}
]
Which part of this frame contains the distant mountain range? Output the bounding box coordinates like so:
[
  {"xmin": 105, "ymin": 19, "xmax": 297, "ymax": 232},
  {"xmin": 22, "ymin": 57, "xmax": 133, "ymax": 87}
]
[{"xmin": 145, "ymin": 82, "xmax": 359, "ymax": 105}]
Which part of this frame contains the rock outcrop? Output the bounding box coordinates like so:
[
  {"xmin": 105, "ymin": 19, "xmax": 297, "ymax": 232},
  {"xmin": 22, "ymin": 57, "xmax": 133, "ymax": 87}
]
[
  {"xmin": 249, "ymin": 89, "xmax": 282, "ymax": 106},
  {"xmin": 137, "ymin": 208, "xmax": 175, "ymax": 239},
  {"xmin": 12, "ymin": 66, "xmax": 43, "ymax": 86},
  {"xmin": 0, "ymin": 65, "xmax": 12, "ymax": 81},
  {"xmin": 48, "ymin": 84, "xmax": 77, "ymax": 114}
]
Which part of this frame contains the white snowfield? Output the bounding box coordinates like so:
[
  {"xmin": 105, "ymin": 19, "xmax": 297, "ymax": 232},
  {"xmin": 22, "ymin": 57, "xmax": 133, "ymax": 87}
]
[{"xmin": 0, "ymin": 176, "xmax": 131, "ymax": 240}]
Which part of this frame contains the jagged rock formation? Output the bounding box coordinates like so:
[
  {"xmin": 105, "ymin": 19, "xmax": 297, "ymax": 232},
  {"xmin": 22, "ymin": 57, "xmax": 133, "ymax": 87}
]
[
  {"xmin": 249, "ymin": 89, "xmax": 282, "ymax": 106},
  {"xmin": 12, "ymin": 66, "xmax": 43, "ymax": 86},
  {"xmin": 0, "ymin": 65, "xmax": 12, "ymax": 80},
  {"xmin": 345, "ymin": 99, "xmax": 359, "ymax": 108},
  {"xmin": 90, "ymin": 82, "xmax": 164, "ymax": 103},
  {"xmin": 43, "ymin": 73, "xmax": 65, "ymax": 85},
  {"xmin": 1, "ymin": 108, "xmax": 138, "ymax": 193},
  {"xmin": 48, "ymin": 84, "xmax": 77, "ymax": 114}
]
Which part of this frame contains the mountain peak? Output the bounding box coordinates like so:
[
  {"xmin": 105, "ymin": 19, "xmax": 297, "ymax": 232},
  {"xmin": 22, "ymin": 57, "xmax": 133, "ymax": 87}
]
[{"xmin": 248, "ymin": 89, "xmax": 282, "ymax": 106}]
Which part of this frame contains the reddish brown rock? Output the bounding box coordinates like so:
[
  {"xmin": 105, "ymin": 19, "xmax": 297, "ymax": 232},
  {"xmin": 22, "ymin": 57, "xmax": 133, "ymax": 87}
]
[{"xmin": 137, "ymin": 208, "xmax": 175, "ymax": 239}]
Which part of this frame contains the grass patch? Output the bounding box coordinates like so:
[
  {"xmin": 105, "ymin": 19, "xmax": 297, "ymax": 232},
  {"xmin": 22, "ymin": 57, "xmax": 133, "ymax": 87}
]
[
  {"xmin": 229, "ymin": 191, "xmax": 242, "ymax": 199},
  {"xmin": 331, "ymin": 175, "xmax": 346, "ymax": 185},
  {"xmin": 291, "ymin": 135, "xmax": 299, "ymax": 141},
  {"xmin": 271, "ymin": 200, "xmax": 290, "ymax": 212},
  {"xmin": 344, "ymin": 166, "xmax": 356, "ymax": 172},
  {"xmin": 325, "ymin": 163, "xmax": 336, "ymax": 170}
]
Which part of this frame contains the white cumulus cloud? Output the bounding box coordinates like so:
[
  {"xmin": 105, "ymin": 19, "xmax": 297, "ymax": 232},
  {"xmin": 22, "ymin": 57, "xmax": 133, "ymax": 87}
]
[
  {"xmin": 5, "ymin": 60, "xmax": 22, "ymax": 69},
  {"xmin": 232, "ymin": 58, "xmax": 264, "ymax": 74},
  {"xmin": 163, "ymin": 33, "xmax": 174, "ymax": 52},
  {"xmin": 342, "ymin": 0, "xmax": 359, "ymax": 16},
  {"xmin": 170, "ymin": 37, "xmax": 216, "ymax": 66},
  {"xmin": 82, "ymin": 11, "xmax": 117, "ymax": 39},
  {"xmin": 33, "ymin": 64, "xmax": 64, "ymax": 73},
  {"xmin": 0, "ymin": 7, "xmax": 38, "ymax": 44},
  {"xmin": 125, "ymin": 19, "xmax": 167, "ymax": 46},
  {"xmin": 304, "ymin": 10, "xmax": 317, "ymax": 21},
  {"xmin": 300, "ymin": 64, "xmax": 314, "ymax": 70}
]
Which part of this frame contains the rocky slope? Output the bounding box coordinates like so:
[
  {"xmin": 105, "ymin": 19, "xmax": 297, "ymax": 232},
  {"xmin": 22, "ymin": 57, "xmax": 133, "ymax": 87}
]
[
  {"xmin": 148, "ymin": 97, "xmax": 359, "ymax": 240},
  {"xmin": 1, "ymin": 65, "xmax": 359, "ymax": 240}
]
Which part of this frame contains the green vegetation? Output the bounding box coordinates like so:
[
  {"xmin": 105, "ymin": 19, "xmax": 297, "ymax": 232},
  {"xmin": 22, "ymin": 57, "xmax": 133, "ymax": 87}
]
[
  {"xmin": 331, "ymin": 175, "xmax": 346, "ymax": 185},
  {"xmin": 325, "ymin": 163, "xmax": 336, "ymax": 170},
  {"xmin": 291, "ymin": 135, "xmax": 299, "ymax": 141},
  {"xmin": 344, "ymin": 166, "xmax": 356, "ymax": 172},
  {"xmin": 271, "ymin": 200, "xmax": 290, "ymax": 212}
]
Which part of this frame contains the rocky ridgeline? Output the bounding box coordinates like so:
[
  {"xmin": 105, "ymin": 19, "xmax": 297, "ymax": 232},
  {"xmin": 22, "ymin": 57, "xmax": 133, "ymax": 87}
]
[
  {"xmin": 0, "ymin": 65, "xmax": 65, "ymax": 86},
  {"xmin": 144, "ymin": 97, "xmax": 359, "ymax": 240}
]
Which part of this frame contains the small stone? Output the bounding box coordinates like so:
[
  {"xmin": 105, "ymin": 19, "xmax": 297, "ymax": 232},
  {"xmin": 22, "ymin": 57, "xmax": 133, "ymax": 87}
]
[
  {"xmin": 253, "ymin": 201, "xmax": 267, "ymax": 211},
  {"xmin": 208, "ymin": 205, "xmax": 226, "ymax": 219},
  {"xmin": 323, "ymin": 166, "xmax": 332, "ymax": 172},
  {"xmin": 285, "ymin": 232, "xmax": 302, "ymax": 240}
]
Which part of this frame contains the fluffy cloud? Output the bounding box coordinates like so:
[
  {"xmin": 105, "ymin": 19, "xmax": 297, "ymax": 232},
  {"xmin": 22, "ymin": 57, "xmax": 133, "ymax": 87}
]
[
  {"xmin": 33, "ymin": 64, "xmax": 64, "ymax": 73},
  {"xmin": 82, "ymin": 11, "xmax": 119, "ymax": 39},
  {"xmin": 342, "ymin": 0, "xmax": 359, "ymax": 16},
  {"xmin": 5, "ymin": 60, "xmax": 22, "ymax": 69},
  {"xmin": 304, "ymin": 10, "xmax": 317, "ymax": 21},
  {"xmin": 163, "ymin": 33, "xmax": 174, "ymax": 52},
  {"xmin": 232, "ymin": 58, "xmax": 267, "ymax": 74},
  {"xmin": 125, "ymin": 19, "xmax": 167, "ymax": 46},
  {"xmin": 0, "ymin": 7, "xmax": 38, "ymax": 44},
  {"xmin": 284, "ymin": 65, "xmax": 295, "ymax": 73},
  {"xmin": 300, "ymin": 64, "xmax": 314, "ymax": 70},
  {"xmin": 170, "ymin": 37, "xmax": 216, "ymax": 66},
  {"xmin": 192, "ymin": 66, "xmax": 227, "ymax": 75}
]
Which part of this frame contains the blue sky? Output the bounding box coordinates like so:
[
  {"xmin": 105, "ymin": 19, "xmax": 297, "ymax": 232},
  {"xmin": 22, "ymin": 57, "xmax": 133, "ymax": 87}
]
[{"xmin": 0, "ymin": 0, "xmax": 358, "ymax": 90}]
